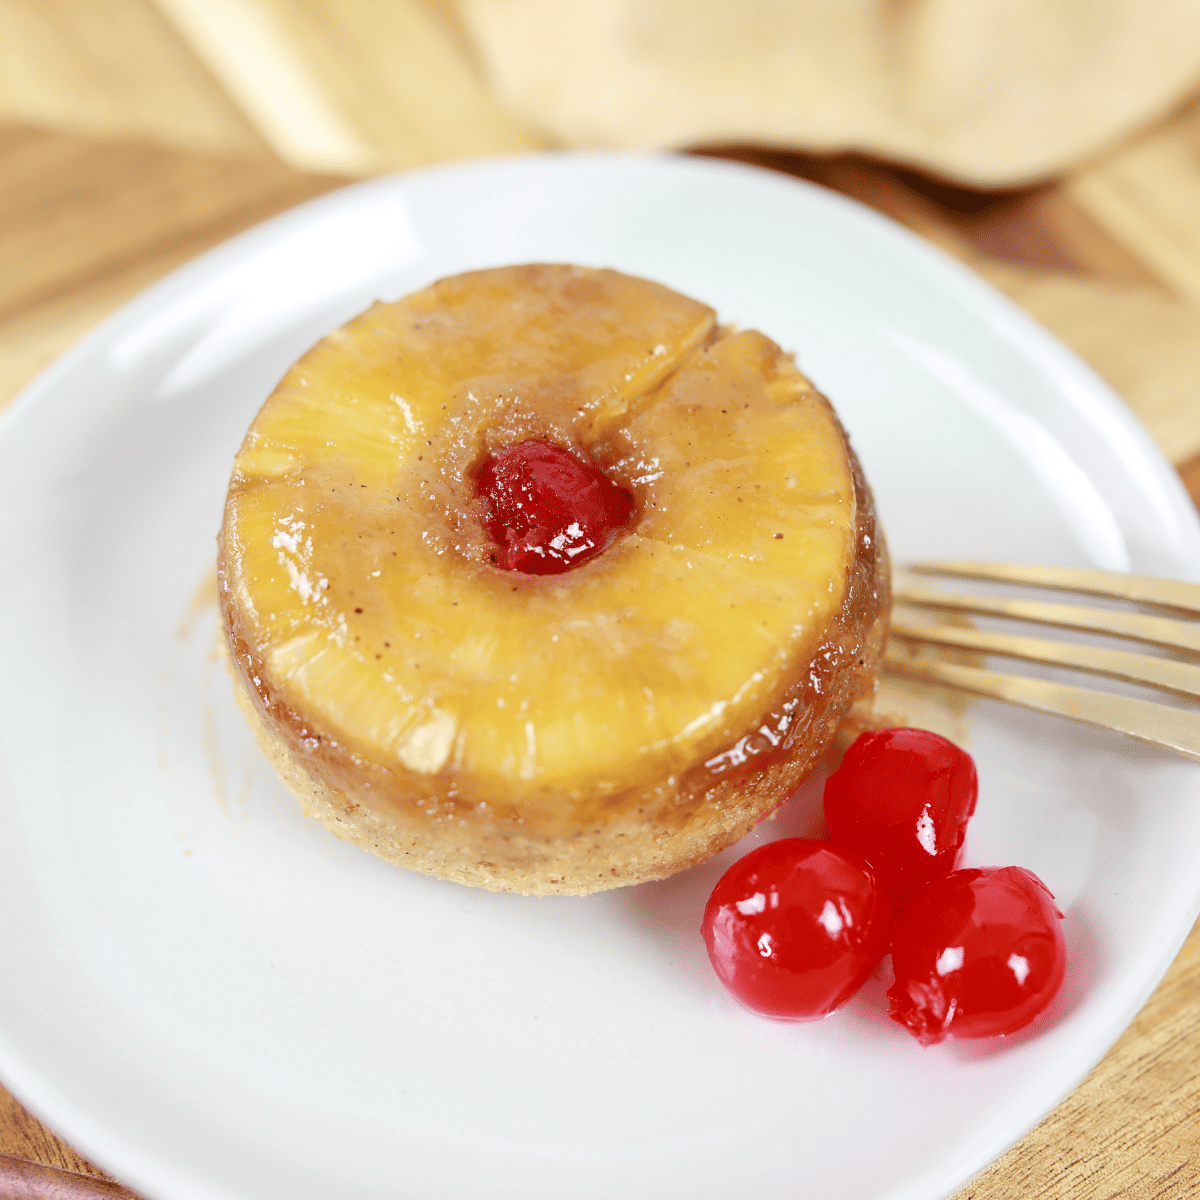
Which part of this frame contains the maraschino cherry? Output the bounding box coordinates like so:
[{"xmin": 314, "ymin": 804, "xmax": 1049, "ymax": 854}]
[
  {"xmin": 824, "ymin": 728, "xmax": 977, "ymax": 908},
  {"xmin": 887, "ymin": 865, "xmax": 1067, "ymax": 1044},
  {"xmin": 702, "ymin": 838, "xmax": 893, "ymax": 1021},
  {"xmin": 475, "ymin": 439, "xmax": 632, "ymax": 575}
]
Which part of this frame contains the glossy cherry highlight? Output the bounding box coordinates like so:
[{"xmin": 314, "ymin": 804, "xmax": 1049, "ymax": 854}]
[
  {"xmin": 824, "ymin": 728, "xmax": 978, "ymax": 907},
  {"xmin": 475, "ymin": 439, "xmax": 633, "ymax": 575},
  {"xmin": 702, "ymin": 838, "xmax": 893, "ymax": 1021},
  {"xmin": 888, "ymin": 865, "xmax": 1067, "ymax": 1045}
]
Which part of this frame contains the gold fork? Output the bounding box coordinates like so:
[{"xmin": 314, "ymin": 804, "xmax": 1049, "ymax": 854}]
[{"xmin": 885, "ymin": 561, "xmax": 1200, "ymax": 761}]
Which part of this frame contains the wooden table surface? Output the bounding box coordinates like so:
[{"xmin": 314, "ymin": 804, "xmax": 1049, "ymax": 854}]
[{"xmin": 3, "ymin": 4, "xmax": 1200, "ymax": 1199}]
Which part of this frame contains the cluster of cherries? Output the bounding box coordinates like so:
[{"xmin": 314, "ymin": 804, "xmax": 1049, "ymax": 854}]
[{"xmin": 702, "ymin": 728, "xmax": 1068, "ymax": 1044}]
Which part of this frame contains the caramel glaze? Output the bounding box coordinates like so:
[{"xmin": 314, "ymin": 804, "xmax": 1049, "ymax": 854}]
[{"xmin": 218, "ymin": 403, "xmax": 889, "ymax": 896}]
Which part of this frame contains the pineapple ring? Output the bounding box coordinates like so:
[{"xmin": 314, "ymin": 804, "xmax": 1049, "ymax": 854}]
[{"xmin": 219, "ymin": 265, "xmax": 889, "ymax": 894}]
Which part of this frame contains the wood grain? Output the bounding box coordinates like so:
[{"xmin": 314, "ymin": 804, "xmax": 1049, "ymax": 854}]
[
  {"xmin": 0, "ymin": 1088, "xmax": 107, "ymax": 1182},
  {"xmin": 0, "ymin": 1149, "xmax": 140, "ymax": 1199},
  {"xmin": 1, "ymin": 4, "xmax": 1199, "ymax": 1198},
  {"xmin": 0, "ymin": 0, "xmax": 265, "ymax": 156},
  {"xmin": 0, "ymin": 125, "xmax": 341, "ymax": 409}
]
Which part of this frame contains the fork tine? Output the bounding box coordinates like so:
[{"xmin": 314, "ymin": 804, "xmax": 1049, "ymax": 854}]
[
  {"xmin": 883, "ymin": 646, "xmax": 1200, "ymax": 761},
  {"xmin": 889, "ymin": 618, "xmax": 1200, "ymax": 702},
  {"xmin": 910, "ymin": 561, "xmax": 1200, "ymax": 616},
  {"xmin": 894, "ymin": 580, "xmax": 1200, "ymax": 656}
]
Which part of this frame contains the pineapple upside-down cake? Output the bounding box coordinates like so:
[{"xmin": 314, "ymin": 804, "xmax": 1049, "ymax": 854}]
[{"xmin": 217, "ymin": 265, "xmax": 890, "ymax": 894}]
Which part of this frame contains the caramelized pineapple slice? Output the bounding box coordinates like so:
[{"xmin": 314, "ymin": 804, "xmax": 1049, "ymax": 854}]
[{"xmin": 220, "ymin": 265, "xmax": 859, "ymax": 814}]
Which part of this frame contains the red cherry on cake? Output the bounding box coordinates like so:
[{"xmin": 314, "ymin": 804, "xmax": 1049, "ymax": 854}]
[
  {"xmin": 702, "ymin": 838, "xmax": 893, "ymax": 1021},
  {"xmin": 824, "ymin": 728, "xmax": 978, "ymax": 907},
  {"xmin": 887, "ymin": 866, "xmax": 1067, "ymax": 1045},
  {"xmin": 475, "ymin": 439, "xmax": 633, "ymax": 574}
]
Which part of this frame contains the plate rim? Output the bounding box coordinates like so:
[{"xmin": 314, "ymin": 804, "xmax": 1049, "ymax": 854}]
[{"xmin": 2, "ymin": 149, "xmax": 1199, "ymax": 1200}]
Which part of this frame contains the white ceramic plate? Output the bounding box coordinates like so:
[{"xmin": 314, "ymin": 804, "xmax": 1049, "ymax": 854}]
[{"xmin": 2, "ymin": 154, "xmax": 1199, "ymax": 1200}]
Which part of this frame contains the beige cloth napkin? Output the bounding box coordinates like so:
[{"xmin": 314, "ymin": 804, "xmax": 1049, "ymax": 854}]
[{"xmin": 461, "ymin": 0, "xmax": 1200, "ymax": 186}]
